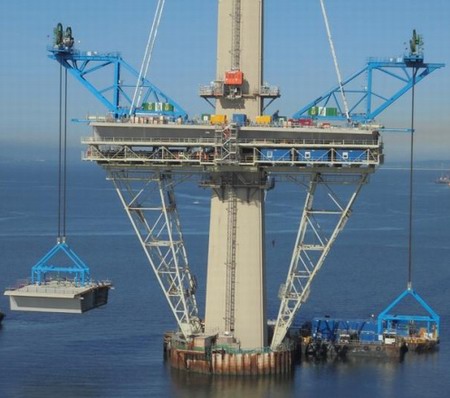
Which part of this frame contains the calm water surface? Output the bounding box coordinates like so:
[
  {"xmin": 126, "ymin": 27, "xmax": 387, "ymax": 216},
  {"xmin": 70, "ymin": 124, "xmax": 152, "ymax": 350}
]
[{"xmin": 0, "ymin": 162, "xmax": 449, "ymax": 397}]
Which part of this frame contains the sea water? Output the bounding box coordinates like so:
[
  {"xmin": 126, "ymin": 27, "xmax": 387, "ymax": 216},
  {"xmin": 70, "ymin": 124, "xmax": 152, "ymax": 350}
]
[{"xmin": 0, "ymin": 161, "xmax": 449, "ymax": 398}]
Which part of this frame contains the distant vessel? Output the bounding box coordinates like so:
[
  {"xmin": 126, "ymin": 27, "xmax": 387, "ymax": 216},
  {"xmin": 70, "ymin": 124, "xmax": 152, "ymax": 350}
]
[
  {"xmin": 436, "ymin": 174, "xmax": 450, "ymax": 184},
  {"xmin": 0, "ymin": 310, "xmax": 4, "ymax": 325},
  {"xmin": 436, "ymin": 166, "xmax": 450, "ymax": 184}
]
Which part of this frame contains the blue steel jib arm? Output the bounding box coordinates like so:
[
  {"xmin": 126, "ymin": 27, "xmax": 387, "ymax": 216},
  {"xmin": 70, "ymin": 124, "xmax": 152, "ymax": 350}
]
[
  {"xmin": 48, "ymin": 48, "xmax": 188, "ymax": 119},
  {"xmin": 293, "ymin": 58, "xmax": 444, "ymax": 122}
]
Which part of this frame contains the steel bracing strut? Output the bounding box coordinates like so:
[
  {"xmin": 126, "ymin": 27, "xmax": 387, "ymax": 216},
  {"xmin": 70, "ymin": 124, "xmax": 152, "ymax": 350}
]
[
  {"xmin": 270, "ymin": 172, "xmax": 369, "ymax": 350},
  {"xmin": 109, "ymin": 169, "xmax": 201, "ymax": 338}
]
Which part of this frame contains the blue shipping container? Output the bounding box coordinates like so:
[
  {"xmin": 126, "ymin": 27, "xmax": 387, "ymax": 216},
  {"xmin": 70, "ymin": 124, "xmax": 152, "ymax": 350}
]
[
  {"xmin": 359, "ymin": 331, "xmax": 378, "ymax": 342},
  {"xmin": 296, "ymin": 149, "xmax": 330, "ymax": 161},
  {"xmin": 261, "ymin": 149, "xmax": 291, "ymax": 161},
  {"xmin": 232, "ymin": 113, "xmax": 247, "ymax": 126},
  {"xmin": 335, "ymin": 150, "xmax": 366, "ymax": 162}
]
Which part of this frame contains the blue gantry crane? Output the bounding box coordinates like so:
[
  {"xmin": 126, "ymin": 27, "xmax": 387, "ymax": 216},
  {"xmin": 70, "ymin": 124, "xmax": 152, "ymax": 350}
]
[
  {"xmin": 293, "ymin": 30, "xmax": 444, "ymax": 123},
  {"xmin": 4, "ymin": 25, "xmax": 113, "ymax": 313},
  {"xmin": 48, "ymin": 23, "xmax": 187, "ymax": 120}
]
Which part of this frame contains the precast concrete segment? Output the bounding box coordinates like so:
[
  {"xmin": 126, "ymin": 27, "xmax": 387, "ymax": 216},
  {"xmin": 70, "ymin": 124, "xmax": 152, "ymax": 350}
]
[
  {"xmin": 204, "ymin": 172, "xmax": 267, "ymax": 349},
  {"xmin": 4, "ymin": 282, "xmax": 111, "ymax": 314},
  {"xmin": 216, "ymin": 0, "xmax": 263, "ymax": 120}
]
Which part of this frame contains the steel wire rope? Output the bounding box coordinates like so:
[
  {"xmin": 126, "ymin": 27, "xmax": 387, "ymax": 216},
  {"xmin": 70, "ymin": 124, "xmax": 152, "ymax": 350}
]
[
  {"xmin": 129, "ymin": 0, "xmax": 166, "ymax": 115},
  {"xmin": 63, "ymin": 67, "xmax": 68, "ymax": 239},
  {"xmin": 57, "ymin": 64, "xmax": 69, "ymax": 241},
  {"xmin": 319, "ymin": 0, "xmax": 351, "ymax": 122},
  {"xmin": 407, "ymin": 67, "xmax": 418, "ymax": 290},
  {"xmin": 58, "ymin": 64, "xmax": 63, "ymax": 240}
]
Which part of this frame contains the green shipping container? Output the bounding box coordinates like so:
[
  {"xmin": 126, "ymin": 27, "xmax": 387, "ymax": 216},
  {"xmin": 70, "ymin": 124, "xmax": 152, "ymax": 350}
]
[
  {"xmin": 163, "ymin": 103, "xmax": 174, "ymax": 112},
  {"xmin": 326, "ymin": 107, "xmax": 338, "ymax": 116},
  {"xmin": 308, "ymin": 106, "xmax": 319, "ymax": 116}
]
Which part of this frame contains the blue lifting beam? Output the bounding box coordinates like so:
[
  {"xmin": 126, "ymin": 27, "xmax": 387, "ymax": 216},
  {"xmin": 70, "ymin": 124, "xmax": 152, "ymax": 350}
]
[
  {"xmin": 48, "ymin": 27, "xmax": 188, "ymax": 120},
  {"xmin": 31, "ymin": 241, "xmax": 91, "ymax": 287},
  {"xmin": 377, "ymin": 288, "xmax": 440, "ymax": 338},
  {"xmin": 293, "ymin": 57, "xmax": 444, "ymax": 123},
  {"xmin": 294, "ymin": 30, "xmax": 444, "ymax": 124}
]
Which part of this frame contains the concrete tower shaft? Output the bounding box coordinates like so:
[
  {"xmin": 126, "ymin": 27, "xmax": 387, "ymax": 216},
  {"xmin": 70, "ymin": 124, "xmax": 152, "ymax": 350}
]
[
  {"xmin": 215, "ymin": 0, "xmax": 263, "ymax": 120},
  {"xmin": 204, "ymin": 172, "xmax": 267, "ymax": 349}
]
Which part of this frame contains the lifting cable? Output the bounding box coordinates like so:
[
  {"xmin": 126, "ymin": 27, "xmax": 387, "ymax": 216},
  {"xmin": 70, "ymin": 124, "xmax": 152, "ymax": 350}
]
[
  {"xmin": 407, "ymin": 67, "xmax": 418, "ymax": 290},
  {"xmin": 319, "ymin": 0, "xmax": 351, "ymax": 123},
  {"xmin": 58, "ymin": 64, "xmax": 68, "ymax": 242}
]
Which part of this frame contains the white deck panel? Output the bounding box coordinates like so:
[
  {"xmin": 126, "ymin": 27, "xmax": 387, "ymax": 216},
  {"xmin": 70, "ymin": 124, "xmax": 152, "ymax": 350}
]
[{"xmin": 4, "ymin": 281, "xmax": 111, "ymax": 314}]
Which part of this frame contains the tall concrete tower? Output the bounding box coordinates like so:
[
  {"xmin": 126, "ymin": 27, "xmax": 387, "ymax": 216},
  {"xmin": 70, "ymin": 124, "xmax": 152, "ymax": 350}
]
[
  {"xmin": 204, "ymin": 171, "xmax": 267, "ymax": 349},
  {"xmin": 214, "ymin": 0, "xmax": 263, "ymax": 120},
  {"xmin": 202, "ymin": 0, "xmax": 268, "ymax": 350}
]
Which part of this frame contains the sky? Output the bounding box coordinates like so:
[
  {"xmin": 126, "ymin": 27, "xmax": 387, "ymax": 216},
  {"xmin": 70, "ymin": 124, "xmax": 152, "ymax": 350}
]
[{"xmin": 0, "ymin": 0, "xmax": 450, "ymax": 163}]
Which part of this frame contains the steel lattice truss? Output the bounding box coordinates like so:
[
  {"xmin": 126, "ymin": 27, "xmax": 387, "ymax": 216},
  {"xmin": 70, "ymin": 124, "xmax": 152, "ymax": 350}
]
[
  {"xmin": 108, "ymin": 169, "xmax": 201, "ymax": 338},
  {"xmin": 270, "ymin": 172, "xmax": 368, "ymax": 350},
  {"xmin": 293, "ymin": 58, "xmax": 444, "ymax": 122},
  {"xmin": 48, "ymin": 49, "xmax": 188, "ymax": 119}
]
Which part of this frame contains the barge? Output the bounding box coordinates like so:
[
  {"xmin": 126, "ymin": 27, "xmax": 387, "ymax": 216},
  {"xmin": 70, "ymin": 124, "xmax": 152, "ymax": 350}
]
[
  {"xmin": 302, "ymin": 288, "xmax": 440, "ymax": 361},
  {"xmin": 302, "ymin": 317, "xmax": 438, "ymax": 361}
]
